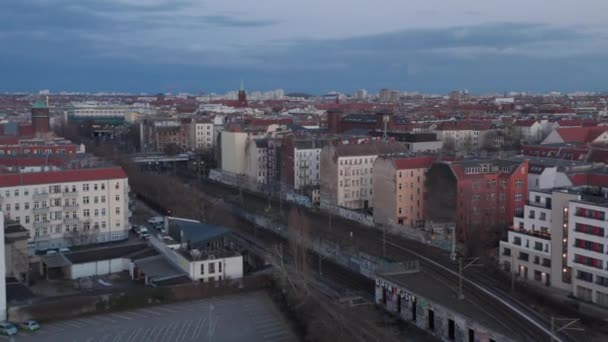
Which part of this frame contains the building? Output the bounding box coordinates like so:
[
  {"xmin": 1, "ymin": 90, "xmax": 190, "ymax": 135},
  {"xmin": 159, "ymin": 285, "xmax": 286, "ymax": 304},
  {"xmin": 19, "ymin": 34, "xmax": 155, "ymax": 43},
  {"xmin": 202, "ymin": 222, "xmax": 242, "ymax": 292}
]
[
  {"xmin": 541, "ymin": 126, "xmax": 608, "ymax": 145},
  {"xmin": 188, "ymin": 120, "xmax": 214, "ymax": 151},
  {"xmin": 64, "ymin": 102, "xmax": 129, "ymax": 126},
  {"xmin": 511, "ymin": 120, "xmax": 543, "ymax": 143},
  {"xmin": 245, "ymin": 139, "xmax": 269, "ymax": 184},
  {"xmin": 220, "ymin": 130, "xmax": 250, "ymax": 175},
  {"xmin": 4, "ymin": 220, "xmax": 29, "ymax": 283},
  {"xmin": 433, "ymin": 121, "xmax": 491, "ymax": 152},
  {"xmin": 499, "ymin": 189, "xmax": 579, "ymax": 290},
  {"xmin": 292, "ymin": 139, "xmax": 325, "ymax": 190},
  {"xmin": 567, "ymin": 192, "xmax": 608, "ymax": 306},
  {"xmin": 0, "ymin": 166, "xmax": 131, "ymax": 253},
  {"xmin": 368, "ymin": 132, "xmax": 442, "ymax": 153},
  {"xmin": 143, "ymin": 217, "xmax": 243, "ymax": 284},
  {"xmin": 373, "ymin": 155, "xmax": 435, "ymax": 227},
  {"xmin": 0, "ymin": 215, "xmax": 6, "ymax": 321},
  {"xmin": 31, "ymin": 100, "xmax": 50, "ymax": 135},
  {"xmin": 320, "ymin": 142, "xmax": 409, "ymax": 210},
  {"xmin": 425, "ymin": 159, "xmax": 529, "ymax": 251}
]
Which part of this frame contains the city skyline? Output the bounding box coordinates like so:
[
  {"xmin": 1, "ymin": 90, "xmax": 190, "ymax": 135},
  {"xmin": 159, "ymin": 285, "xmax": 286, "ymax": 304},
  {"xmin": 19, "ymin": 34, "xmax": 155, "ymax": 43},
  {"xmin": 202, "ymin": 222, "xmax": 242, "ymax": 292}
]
[{"xmin": 2, "ymin": 1, "xmax": 608, "ymax": 93}]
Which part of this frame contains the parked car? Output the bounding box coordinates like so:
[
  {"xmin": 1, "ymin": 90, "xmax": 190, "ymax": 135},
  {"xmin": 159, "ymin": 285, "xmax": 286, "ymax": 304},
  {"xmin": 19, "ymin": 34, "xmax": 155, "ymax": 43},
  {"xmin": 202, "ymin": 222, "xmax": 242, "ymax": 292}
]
[
  {"xmin": 45, "ymin": 250, "xmax": 57, "ymax": 256},
  {"xmin": 19, "ymin": 320, "xmax": 40, "ymax": 332},
  {"xmin": 58, "ymin": 247, "xmax": 71, "ymax": 253},
  {"xmin": 147, "ymin": 217, "xmax": 163, "ymax": 225},
  {"xmin": 137, "ymin": 226, "xmax": 150, "ymax": 239},
  {"xmin": 0, "ymin": 322, "xmax": 17, "ymax": 336}
]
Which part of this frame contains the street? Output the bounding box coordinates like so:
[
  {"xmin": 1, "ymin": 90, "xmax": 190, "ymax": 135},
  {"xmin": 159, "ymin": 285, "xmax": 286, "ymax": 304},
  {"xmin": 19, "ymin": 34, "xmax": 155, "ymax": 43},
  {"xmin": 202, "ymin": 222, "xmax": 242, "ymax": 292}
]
[{"xmin": 6, "ymin": 292, "xmax": 297, "ymax": 342}]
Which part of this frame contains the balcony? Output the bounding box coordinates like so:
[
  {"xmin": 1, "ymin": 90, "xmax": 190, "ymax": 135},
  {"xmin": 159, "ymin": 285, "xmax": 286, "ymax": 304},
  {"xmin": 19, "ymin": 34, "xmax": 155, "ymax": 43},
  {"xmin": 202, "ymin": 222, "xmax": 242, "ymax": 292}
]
[
  {"xmin": 32, "ymin": 192, "xmax": 49, "ymax": 200},
  {"xmin": 526, "ymin": 200, "xmax": 552, "ymax": 210},
  {"xmin": 33, "ymin": 221, "xmax": 50, "ymax": 229},
  {"xmin": 32, "ymin": 207, "xmax": 50, "ymax": 215},
  {"xmin": 62, "ymin": 191, "xmax": 79, "ymax": 198},
  {"xmin": 63, "ymin": 217, "xmax": 80, "ymax": 225},
  {"xmin": 63, "ymin": 204, "xmax": 79, "ymax": 211},
  {"xmin": 508, "ymin": 226, "xmax": 551, "ymax": 240}
]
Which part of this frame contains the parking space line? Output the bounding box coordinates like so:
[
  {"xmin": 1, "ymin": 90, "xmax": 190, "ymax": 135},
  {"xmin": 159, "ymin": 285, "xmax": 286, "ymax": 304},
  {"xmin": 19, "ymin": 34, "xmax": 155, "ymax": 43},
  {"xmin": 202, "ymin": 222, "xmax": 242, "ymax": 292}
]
[
  {"xmin": 160, "ymin": 322, "xmax": 177, "ymax": 342},
  {"xmin": 112, "ymin": 330, "xmax": 128, "ymax": 342},
  {"xmin": 142, "ymin": 324, "xmax": 159, "ymax": 342},
  {"xmin": 125, "ymin": 327, "xmax": 142, "ymax": 342},
  {"xmin": 139, "ymin": 308, "xmax": 163, "ymax": 316},
  {"xmin": 191, "ymin": 317, "xmax": 207, "ymax": 340},
  {"xmin": 110, "ymin": 313, "xmax": 133, "ymax": 320},
  {"xmin": 176, "ymin": 319, "xmax": 194, "ymax": 341}
]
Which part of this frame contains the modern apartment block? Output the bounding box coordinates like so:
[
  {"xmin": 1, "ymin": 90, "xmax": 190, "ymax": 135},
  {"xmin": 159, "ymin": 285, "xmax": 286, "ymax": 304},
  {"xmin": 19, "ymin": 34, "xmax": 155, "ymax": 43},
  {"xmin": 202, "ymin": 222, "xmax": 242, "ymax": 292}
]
[
  {"xmin": 373, "ymin": 155, "xmax": 435, "ymax": 227},
  {"xmin": 499, "ymin": 189, "xmax": 579, "ymax": 290},
  {"xmin": 0, "ymin": 166, "xmax": 131, "ymax": 253},
  {"xmin": 568, "ymin": 195, "xmax": 608, "ymax": 306}
]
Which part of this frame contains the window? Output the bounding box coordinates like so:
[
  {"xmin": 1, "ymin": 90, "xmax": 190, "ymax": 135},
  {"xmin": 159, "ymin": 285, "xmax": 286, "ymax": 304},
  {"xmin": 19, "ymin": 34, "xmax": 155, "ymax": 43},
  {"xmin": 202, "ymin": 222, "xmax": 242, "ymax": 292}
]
[
  {"xmin": 513, "ymin": 236, "xmax": 522, "ymax": 246},
  {"xmin": 577, "ymin": 270, "xmax": 593, "ymax": 283},
  {"xmin": 14, "ymin": 189, "xmax": 19, "ymax": 196},
  {"xmin": 94, "ymin": 184, "xmax": 98, "ymax": 191},
  {"xmin": 83, "ymin": 184, "xmax": 89, "ymax": 191},
  {"xmin": 515, "ymin": 193, "xmax": 523, "ymax": 201},
  {"xmin": 14, "ymin": 203, "xmax": 19, "ymax": 210},
  {"xmin": 115, "ymin": 182, "xmax": 120, "ymax": 190},
  {"xmin": 5, "ymin": 204, "xmax": 10, "ymax": 211},
  {"xmin": 83, "ymin": 197, "xmax": 89, "ymax": 204},
  {"xmin": 25, "ymin": 216, "xmax": 30, "ymax": 224},
  {"xmin": 102, "ymin": 221, "xmax": 106, "ymax": 229},
  {"xmin": 209, "ymin": 263, "xmax": 216, "ymax": 273},
  {"xmin": 34, "ymin": 201, "xmax": 39, "ymax": 209},
  {"xmin": 115, "ymin": 207, "xmax": 120, "ymax": 214},
  {"xmin": 518, "ymin": 252, "xmax": 529, "ymax": 261},
  {"xmin": 528, "ymin": 210, "xmax": 535, "ymax": 219},
  {"xmin": 200, "ymin": 264, "xmax": 205, "ymax": 274},
  {"xmin": 94, "ymin": 209, "xmax": 99, "ymax": 217},
  {"xmin": 24, "ymin": 202, "xmax": 29, "ymax": 210},
  {"xmin": 101, "ymin": 208, "xmax": 106, "ymax": 216},
  {"xmin": 534, "ymin": 242, "xmax": 543, "ymax": 251},
  {"xmin": 24, "ymin": 189, "xmax": 29, "ymax": 196},
  {"xmin": 575, "ymin": 238, "xmax": 604, "ymax": 254},
  {"xmin": 597, "ymin": 276, "xmax": 608, "ymax": 288},
  {"xmin": 575, "ymin": 207, "xmax": 606, "ymax": 221},
  {"xmin": 101, "ymin": 183, "xmax": 105, "ymax": 190},
  {"xmin": 503, "ymin": 248, "xmax": 511, "ymax": 256},
  {"xmin": 94, "ymin": 196, "xmax": 98, "ymax": 204},
  {"xmin": 575, "ymin": 222, "xmax": 603, "ymax": 237},
  {"xmin": 83, "ymin": 209, "xmax": 90, "ymax": 217},
  {"xmin": 539, "ymin": 212, "xmax": 546, "ymax": 221},
  {"xmin": 101, "ymin": 196, "xmax": 106, "ymax": 203},
  {"xmin": 115, "ymin": 195, "xmax": 120, "ymax": 201},
  {"xmin": 574, "ymin": 254, "xmax": 603, "ymax": 269},
  {"xmin": 218, "ymin": 262, "xmax": 222, "ymax": 273}
]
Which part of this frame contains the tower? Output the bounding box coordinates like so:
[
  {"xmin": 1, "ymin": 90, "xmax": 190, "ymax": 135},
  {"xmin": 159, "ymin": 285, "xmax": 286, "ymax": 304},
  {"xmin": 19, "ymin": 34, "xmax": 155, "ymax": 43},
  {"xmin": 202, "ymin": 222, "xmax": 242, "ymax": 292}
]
[
  {"xmin": 31, "ymin": 99, "xmax": 51, "ymax": 134},
  {"xmin": 237, "ymin": 80, "xmax": 247, "ymax": 107}
]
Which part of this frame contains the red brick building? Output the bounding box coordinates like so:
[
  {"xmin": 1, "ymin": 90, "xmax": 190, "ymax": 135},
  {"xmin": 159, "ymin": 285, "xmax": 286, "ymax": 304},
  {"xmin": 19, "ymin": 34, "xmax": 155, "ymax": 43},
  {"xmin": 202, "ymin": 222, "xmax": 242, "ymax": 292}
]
[{"xmin": 425, "ymin": 159, "xmax": 529, "ymax": 253}]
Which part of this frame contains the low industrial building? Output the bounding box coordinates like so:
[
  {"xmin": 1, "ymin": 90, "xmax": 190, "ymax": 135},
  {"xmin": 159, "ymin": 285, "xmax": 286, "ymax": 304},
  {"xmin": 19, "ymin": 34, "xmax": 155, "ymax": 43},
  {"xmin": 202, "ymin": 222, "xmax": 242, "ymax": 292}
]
[{"xmin": 376, "ymin": 265, "xmax": 512, "ymax": 341}]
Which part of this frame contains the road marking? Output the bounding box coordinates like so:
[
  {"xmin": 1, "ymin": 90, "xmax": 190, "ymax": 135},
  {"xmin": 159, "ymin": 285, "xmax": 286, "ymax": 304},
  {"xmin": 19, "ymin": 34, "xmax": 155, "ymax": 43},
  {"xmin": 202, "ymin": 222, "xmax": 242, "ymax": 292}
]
[
  {"xmin": 110, "ymin": 313, "xmax": 133, "ymax": 320},
  {"xmin": 175, "ymin": 320, "xmax": 193, "ymax": 341},
  {"xmin": 112, "ymin": 330, "xmax": 128, "ymax": 342},
  {"xmin": 190, "ymin": 317, "xmax": 206, "ymax": 339},
  {"xmin": 144, "ymin": 325, "xmax": 160, "ymax": 342},
  {"xmin": 125, "ymin": 327, "xmax": 143, "ymax": 342},
  {"xmin": 159, "ymin": 322, "xmax": 177, "ymax": 342},
  {"xmin": 139, "ymin": 308, "xmax": 163, "ymax": 316}
]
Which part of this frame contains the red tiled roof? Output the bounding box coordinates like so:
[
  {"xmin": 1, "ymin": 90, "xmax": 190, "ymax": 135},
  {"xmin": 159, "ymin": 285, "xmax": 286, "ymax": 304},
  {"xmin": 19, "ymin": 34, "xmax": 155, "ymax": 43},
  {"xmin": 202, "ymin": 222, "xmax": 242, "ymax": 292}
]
[
  {"xmin": 513, "ymin": 119, "xmax": 537, "ymax": 127},
  {"xmin": 555, "ymin": 127, "xmax": 608, "ymax": 143},
  {"xmin": 393, "ymin": 156, "xmax": 436, "ymax": 170},
  {"xmin": 0, "ymin": 167, "xmax": 127, "ymax": 187}
]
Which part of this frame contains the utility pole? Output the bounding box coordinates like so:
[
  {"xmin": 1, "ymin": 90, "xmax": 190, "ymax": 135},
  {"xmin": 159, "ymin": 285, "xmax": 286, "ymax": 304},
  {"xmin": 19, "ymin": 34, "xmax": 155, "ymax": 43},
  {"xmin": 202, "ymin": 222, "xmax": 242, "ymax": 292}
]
[
  {"xmin": 458, "ymin": 257, "xmax": 481, "ymax": 300},
  {"xmin": 550, "ymin": 317, "xmax": 583, "ymax": 342}
]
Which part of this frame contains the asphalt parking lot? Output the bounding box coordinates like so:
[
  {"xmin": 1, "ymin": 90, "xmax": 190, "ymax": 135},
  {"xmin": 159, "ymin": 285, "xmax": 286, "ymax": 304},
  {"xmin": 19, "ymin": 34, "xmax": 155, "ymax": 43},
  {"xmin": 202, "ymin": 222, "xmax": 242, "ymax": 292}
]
[{"xmin": 5, "ymin": 291, "xmax": 297, "ymax": 342}]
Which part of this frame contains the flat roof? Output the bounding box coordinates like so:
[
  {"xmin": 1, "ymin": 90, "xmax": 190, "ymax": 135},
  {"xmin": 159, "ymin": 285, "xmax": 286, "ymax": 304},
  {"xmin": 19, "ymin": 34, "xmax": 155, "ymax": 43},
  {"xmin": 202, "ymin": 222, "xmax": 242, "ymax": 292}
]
[
  {"xmin": 381, "ymin": 268, "xmax": 521, "ymax": 340},
  {"xmin": 134, "ymin": 255, "xmax": 186, "ymax": 280},
  {"xmin": 65, "ymin": 243, "xmax": 151, "ymax": 264}
]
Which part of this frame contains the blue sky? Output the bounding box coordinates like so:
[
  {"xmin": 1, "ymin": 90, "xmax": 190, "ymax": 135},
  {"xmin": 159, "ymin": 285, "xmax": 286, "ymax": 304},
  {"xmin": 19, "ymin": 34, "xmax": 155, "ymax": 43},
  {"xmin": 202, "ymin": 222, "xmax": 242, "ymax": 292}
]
[{"xmin": 1, "ymin": 0, "xmax": 608, "ymax": 94}]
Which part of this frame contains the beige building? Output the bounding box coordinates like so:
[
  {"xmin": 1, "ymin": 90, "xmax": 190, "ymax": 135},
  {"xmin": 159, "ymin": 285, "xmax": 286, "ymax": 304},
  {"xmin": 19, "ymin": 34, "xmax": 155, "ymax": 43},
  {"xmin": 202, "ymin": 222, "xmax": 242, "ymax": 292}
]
[
  {"xmin": 373, "ymin": 156, "xmax": 435, "ymax": 227},
  {"xmin": 320, "ymin": 142, "xmax": 408, "ymax": 210},
  {"xmin": 188, "ymin": 120, "xmax": 214, "ymax": 151},
  {"xmin": 220, "ymin": 130, "xmax": 250, "ymax": 175}
]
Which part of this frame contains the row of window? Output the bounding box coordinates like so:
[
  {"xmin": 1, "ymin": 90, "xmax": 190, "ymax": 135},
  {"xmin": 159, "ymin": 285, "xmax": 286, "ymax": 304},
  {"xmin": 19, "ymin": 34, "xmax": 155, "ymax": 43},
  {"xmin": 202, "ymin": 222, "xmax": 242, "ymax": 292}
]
[
  {"xmin": 33, "ymin": 220, "xmax": 120, "ymax": 237},
  {"xmin": 2, "ymin": 182, "xmax": 122, "ymax": 199},
  {"xmin": 200, "ymin": 261, "xmax": 223, "ymax": 275},
  {"xmin": 4, "ymin": 195, "xmax": 121, "ymax": 212},
  {"xmin": 573, "ymin": 254, "xmax": 603, "ymax": 269},
  {"xmin": 574, "ymin": 238, "xmax": 604, "ymax": 254},
  {"xmin": 339, "ymin": 158, "xmax": 374, "ymax": 166},
  {"xmin": 574, "ymin": 223, "xmax": 605, "ymax": 237},
  {"xmin": 575, "ymin": 207, "xmax": 606, "ymax": 221},
  {"xmin": 339, "ymin": 168, "xmax": 372, "ymax": 177}
]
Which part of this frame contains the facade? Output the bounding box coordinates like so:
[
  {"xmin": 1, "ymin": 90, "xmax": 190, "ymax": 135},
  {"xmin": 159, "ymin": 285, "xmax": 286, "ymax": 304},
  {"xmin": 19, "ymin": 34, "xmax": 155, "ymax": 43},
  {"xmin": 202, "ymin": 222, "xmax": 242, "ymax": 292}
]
[
  {"xmin": 433, "ymin": 121, "xmax": 491, "ymax": 152},
  {"xmin": 568, "ymin": 197, "xmax": 608, "ymax": 306},
  {"xmin": 512, "ymin": 120, "xmax": 543, "ymax": 143},
  {"xmin": 425, "ymin": 159, "xmax": 529, "ymax": 248},
  {"xmin": 220, "ymin": 130, "xmax": 250, "ymax": 175},
  {"xmin": 373, "ymin": 156, "xmax": 435, "ymax": 227},
  {"xmin": 65, "ymin": 102, "xmax": 129, "ymax": 126},
  {"xmin": 188, "ymin": 120, "xmax": 214, "ymax": 151},
  {"xmin": 31, "ymin": 100, "xmax": 51, "ymax": 135},
  {"xmin": 499, "ymin": 189, "xmax": 579, "ymax": 290},
  {"xmin": 320, "ymin": 142, "xmax": 409, "ymax": 210},
  {"xmin": 245, "ymin": 139, "xmax": 269, "ymax": 184},
  {"xmin": 293, "ymin": 140, "xmax": 324, "ymax": 190},
  {"xmin": 4, "ymin": 220, "xmax": 29, "ymax": 283},
  {"xmin": 0, "ymin": 167, "xmax": 131, "ymax": 253}
]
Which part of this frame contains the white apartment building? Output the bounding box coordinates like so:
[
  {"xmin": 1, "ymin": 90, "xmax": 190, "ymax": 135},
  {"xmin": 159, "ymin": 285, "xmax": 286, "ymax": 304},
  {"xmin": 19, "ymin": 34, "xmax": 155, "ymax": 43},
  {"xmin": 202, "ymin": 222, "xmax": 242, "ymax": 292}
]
[
  {"xmin": 568, "ymin": 198, "xmax": 608, "ymax": 306},
  {"xmin": 320, "ymin": 142, "xmax": 408, "ymax": 210},
  {"xmin": 0, "ymin": 167, "xmax": 131, "ymax": 253},
  {"xmin": 189, "ymin": 121, "xmax": 214, "ymax": 151},
  {"xmin": 245, "ymin": 139, "xmax": 268, "ymax": 184},
  {"xmin": 500, "ymin": 189, "xmax": 579, "ymax": 290},
  {"xmin": 432, "ymin": 121, "xmax": 490, "ymax": 151},
  {"xmin": 512, "ymin": 120, "xmax": 543, "ymax": 143},
  {"xmin": 293, "ymin": 140, "xmax": 324, "ymax": 190}
]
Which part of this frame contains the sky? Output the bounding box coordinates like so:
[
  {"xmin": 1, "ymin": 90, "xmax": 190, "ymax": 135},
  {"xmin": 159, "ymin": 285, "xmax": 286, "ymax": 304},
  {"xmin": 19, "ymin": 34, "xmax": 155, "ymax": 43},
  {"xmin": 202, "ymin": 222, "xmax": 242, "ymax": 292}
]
[{"xmin": 1, "ymin": 0, "xmax": 608, "ymax": 94}]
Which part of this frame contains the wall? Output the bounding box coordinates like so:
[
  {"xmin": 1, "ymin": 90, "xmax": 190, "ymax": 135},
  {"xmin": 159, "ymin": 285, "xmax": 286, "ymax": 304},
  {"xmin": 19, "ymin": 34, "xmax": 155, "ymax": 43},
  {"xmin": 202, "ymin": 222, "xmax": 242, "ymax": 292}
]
[
  {"xmin": 372, "ymin": 158, "xmax": 396, "ymax": 225},
  {"xmin": 220, "ymin": 131, "xmax": 248, "ymax": 174},
  {"xmin": 188, "ymin": 255, "xmax": 243, "ymax": 282},
  {"xmin": 8, "ymin": 275, "xmax": 271, "ymax": 323},
  {"xmin": 69, "ymin": 258, "xmax": 130, "ymax": 280}
]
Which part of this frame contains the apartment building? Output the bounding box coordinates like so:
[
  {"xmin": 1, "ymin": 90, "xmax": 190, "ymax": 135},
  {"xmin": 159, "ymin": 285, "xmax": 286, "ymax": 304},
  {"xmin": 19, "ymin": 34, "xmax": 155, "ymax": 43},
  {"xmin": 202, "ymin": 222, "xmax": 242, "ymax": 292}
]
[
  {"xmin": 425, "ymin": 159, "xmax": 529, "ymax": 248},
  {"xmin": 568, "ymin": 196, "xmax": 608, "ymax": 306},
  {"xmin": 511, "ymin": 120, "xmax": 543, "ymax": 143},
  {"xmin": 433, "ymin": 121, "xmax": 491, "ymax": 152},
  {"xmin": 499, "ymin": 189, "xmax": 579, "ymax": 290},
  {"xmin": 0, "ymin": 167, "xmax": 131, "ymax": 253},
  {"xmin": 320, "ymin": 142, "xmax": 408, "ymax": 210},
  {"xmin": 373, "ymin": 155, "xmax": 435, "ymax": 227},
  {"xmin": 188, "ymin": 120, "xmax": 214, "ymax": 151},
  {"xmin": 293, "ymin": 140, "xmax": 324, "ymax": 190}
]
